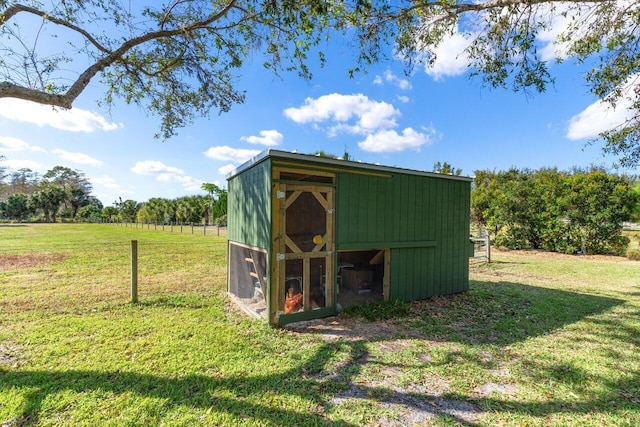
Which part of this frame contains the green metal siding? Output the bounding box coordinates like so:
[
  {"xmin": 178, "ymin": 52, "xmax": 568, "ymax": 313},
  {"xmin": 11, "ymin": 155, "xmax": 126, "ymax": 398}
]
[
  {"xmin": 336, "ymin": 172, "xmax": 470, "ymax": 299},
  {"xmin": 227, "ymin": 159, "xmax": 271, "ymax": 249}
]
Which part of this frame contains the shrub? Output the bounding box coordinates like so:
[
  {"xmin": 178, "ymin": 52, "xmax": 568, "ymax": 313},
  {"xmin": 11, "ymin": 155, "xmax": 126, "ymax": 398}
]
[{"xmin": 627, "ymin": 250, "xmax": 640, "ymax": 261}]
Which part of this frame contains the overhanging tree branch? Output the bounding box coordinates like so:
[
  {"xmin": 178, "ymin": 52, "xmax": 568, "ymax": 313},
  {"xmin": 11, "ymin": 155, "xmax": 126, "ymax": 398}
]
[
  {"xmin": 1, "ymin": 0, "xmax": 639, "ymax": 163},
  {"xmin": 0, "ymin": 0, "xmax": 245, "ymax": 109}
]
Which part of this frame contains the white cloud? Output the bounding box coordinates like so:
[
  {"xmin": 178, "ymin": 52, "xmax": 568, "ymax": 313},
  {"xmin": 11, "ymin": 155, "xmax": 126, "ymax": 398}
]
[
  {"xmin": 241, "ymin": 129, "xmax": 283, "ymax": 146},
  {"xmin": 51, "ymin": 148, "xmax": 102, "ymax": 166},
  {"xmin": 374, "ymin": 70, "xmax": 413, "ymax": 91},
  {"xmin": 131, "ymin": 160, "xmax": 184, "ymax": 176},
  {"xmin": 0, "ymin": 99, "xmax": 123, "ymax": 132},
  {"xmin": 218, "ymin": 163, "xmax": 236, "ymax": 176},
  {"xmin": 358, "ymin": 127, "xmax": 435, "ymax": 153},
  {"xmin": 157, "ymin": 174, "xmax": 204, "ymax": 191},
  {"xmin": 284, "ymin": 93, "xmax": 400, "ymax": 136},
  {"xmin": 203, "ymin": 145, "xmax": 261, "ymax": 163},
  {"xmin": 537, "ymin": 9, "xmax": 572, "ymax": 61},
  {"xmin": 566, "ymin": 74, "xmax": 638, "ymax": 140},
  {"xmin": 91, "ymin": 175, "xmax": 120, "ymax": 189},
  {"xmin": 285, "ymin": 93, "xmax": 440, "ymax": 154},
  {"xmin": 182, "ymin": 177, "xmax": 205, "ymax": 192},
  {"xmin": 566, "ymin": 99, "xmax": 634, "ymax": 140},
  {"xmin": 424, "ymin": 32, "xmax": 474, "ymax": 80},
  {"xmin": 131, "ymin": 160, "xmax": 203, "ymax": 193},
  {"xmin": 396, "ymin": 95, "xmax": 410, "ymax": 103},
  {"xmin": 0, "ymin": 136, "xmax": 46, "ymax": 152},
  {"xmin": 3, "ymin": 159, "xmax": 43, "ymax": 170}
]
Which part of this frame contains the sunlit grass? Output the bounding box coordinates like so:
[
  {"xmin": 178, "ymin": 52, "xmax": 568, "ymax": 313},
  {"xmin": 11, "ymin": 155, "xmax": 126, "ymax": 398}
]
[{"xmin": 1, "ymin": 224, "xmax": 639, "ymax": 426}]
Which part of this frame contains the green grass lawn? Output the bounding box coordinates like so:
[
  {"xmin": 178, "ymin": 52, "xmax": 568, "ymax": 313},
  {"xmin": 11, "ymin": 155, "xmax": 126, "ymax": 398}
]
[{"xmin": 1, "ymin": 224, "xmax": 639, "ymax": 426}]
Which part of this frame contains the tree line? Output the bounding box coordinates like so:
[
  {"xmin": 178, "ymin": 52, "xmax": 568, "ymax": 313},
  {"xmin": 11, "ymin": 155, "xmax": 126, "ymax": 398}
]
[
  {"xmin": 0, "ymin": 162, "xmax": 101, "ymax": 222},
  {"xmin": 0, "ymin": 158, "xmax": 227, "ymax": 224},
  {"xmin": 471, "ymin": 167, "xmax": 640, "ymax": 255},
  {"xmin": 110, "ymin": 183, "xmax": 228, "ymax": 226}
]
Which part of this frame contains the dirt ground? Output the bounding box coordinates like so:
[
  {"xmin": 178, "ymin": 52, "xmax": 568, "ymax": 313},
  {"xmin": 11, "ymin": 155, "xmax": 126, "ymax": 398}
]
[
  {"xmin": 283, "ymin": 247, "xmax": 636, "ymax": 425},
  {"xmin": 0, "ymin": 253, "xmax": 66, "ymax": 270}
]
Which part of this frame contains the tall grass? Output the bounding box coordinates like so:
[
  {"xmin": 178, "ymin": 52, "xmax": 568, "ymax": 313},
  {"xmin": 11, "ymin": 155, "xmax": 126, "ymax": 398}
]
[{"xmin": 1, "ymin": 224, "xmax": 639, "ymax": 426}]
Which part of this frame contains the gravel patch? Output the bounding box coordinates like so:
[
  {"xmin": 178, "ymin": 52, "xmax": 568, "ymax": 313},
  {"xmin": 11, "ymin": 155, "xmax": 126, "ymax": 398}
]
[{"xmin": 0, "ymin": 343, "xmax": 22, "ymax": 368}]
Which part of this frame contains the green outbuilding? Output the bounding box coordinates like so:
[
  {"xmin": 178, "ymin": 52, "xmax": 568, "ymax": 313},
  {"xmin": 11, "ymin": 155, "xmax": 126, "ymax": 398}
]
[{"xmin": 226, "ymin": 149, "xmax": 471, "ymax": 326}]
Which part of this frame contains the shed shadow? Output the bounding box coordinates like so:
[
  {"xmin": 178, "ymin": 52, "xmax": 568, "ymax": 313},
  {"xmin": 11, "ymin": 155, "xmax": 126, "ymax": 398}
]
[
  {"xmin": 402, "ymin": 281, "xmax": 624, "ymax": 346},
  {"xmin": 0, "ymin": 281, "xmax": 630, "ymax": 425}
]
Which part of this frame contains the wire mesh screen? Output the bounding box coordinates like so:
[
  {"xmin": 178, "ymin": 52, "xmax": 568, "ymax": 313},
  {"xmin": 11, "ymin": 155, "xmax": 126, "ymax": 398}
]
[{"xmin": 228, "ymin": 242, "xmax": 268, "ymax": 318}]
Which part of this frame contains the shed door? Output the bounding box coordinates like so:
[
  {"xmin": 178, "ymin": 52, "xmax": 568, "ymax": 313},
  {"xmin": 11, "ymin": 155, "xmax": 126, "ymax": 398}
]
[{"xmin": 273, "ymin": 183, "xmax": 335, "ymax": 317}]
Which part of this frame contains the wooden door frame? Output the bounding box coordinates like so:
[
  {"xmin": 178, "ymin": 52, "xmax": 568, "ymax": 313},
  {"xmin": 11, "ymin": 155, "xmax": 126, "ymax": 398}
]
[{"xmin": 270, "ymin": 174, "xmax": 335, "ymax": 325}]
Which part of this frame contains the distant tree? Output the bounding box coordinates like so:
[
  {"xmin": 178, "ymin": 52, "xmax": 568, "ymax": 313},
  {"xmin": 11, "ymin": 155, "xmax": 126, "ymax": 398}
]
[
  {"xmin": 135, "ymin": 203, "xmax": 152, "ymax": 223},
  {"xmin": 0, "ymin": 155, "xmax": 7, "ymax": 183},
  {"xmin": 313, "ymin": 150, "xmax": 339, "ymax": 158},
  {"xmin": 212, "ymin": 189, "xmax": 228, "ymax": 222},
  {"xmin": 175, "ymin": 195, "xmax": 208, "ymax": 224},
  {"xmin": 3, "ymin": 193, "xmax": 31, "ymax": 221},
  {"xmin": 83, "ymin": 196, "xmax": 103, "ymax": 212},
  {"xmin": 76, "ymin": 204, "xmax": 102, "ymax": 220},
  {"xmin": 9, "ymin": 168, "xmax": 39, "ymax": 195},
  {"xmin": 102, "ymin": 206, "xmax": 118, "ymax": 220},
  {"xmin": 42, "ymin": 166, "xmax": 92, "ymax": 218},
  {"xmin": 633, "ymin": 182, "xmax": 640, "ymax": 223},
  {"xmin": 432, "ymin": 162, "xmax": 462, "ymax": 176},
  {"xmin": 136, "ymin": 197, "xmax": 176, "ymax": 223},
  {"xmin": 201, "ymin": 183, "xmax": 222, "ymax": 224},
  {"xmin": 147, "ymin": 198, "xmax": 167, "ymax": 223},
  {"xmin": 0, "ymin": 155, "xmax": 8, "ymax": 201},
  {"xmin": 116, "ymin": 198, "xmax": 141, "ymax": 222},
  {"xmin": 472, "ymin": 167, "xmax": 638, "ymax": 255},
  {"xmin": 561, "ymin": 169, "xmax": 638, "ymax": 254},
  {"xmin": 30, "ymin": 185, "xmax": 66, "ymax": 222},
  {"xmin": 312, "ymin": 149, "xmax": 353, "ymax": 161},
  {"xmin": 75, "ymin": 196, "xmax": 103, "ymax": 220},
  {"xmin": 162, "ymin": 199, "xmax": 177, "ymax": 224}
]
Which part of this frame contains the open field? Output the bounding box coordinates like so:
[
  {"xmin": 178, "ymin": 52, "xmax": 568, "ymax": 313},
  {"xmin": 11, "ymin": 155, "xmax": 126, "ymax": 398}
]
[{"xmin": 1, "ymin": 224, "xmax": 639, "ymax": 426}]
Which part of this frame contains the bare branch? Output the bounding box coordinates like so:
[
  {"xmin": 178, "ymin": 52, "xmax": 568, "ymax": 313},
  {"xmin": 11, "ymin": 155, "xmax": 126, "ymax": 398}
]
[
  {"xmin": 1, "ymin": 4, "xmax": 111, "ymax": 54},
  {"xmin": 0, "ymin": 0, "xmax": 244, "ymax": 109},
  {"xmin": 374, "ymin": 0, "xmax": 612, "ymax": 26}
]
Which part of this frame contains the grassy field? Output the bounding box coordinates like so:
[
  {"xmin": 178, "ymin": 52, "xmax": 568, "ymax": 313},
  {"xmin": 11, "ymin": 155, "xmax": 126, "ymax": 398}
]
[{"xmin": 1, "ymin": 224, "xmax": 639, "ymax": 426}]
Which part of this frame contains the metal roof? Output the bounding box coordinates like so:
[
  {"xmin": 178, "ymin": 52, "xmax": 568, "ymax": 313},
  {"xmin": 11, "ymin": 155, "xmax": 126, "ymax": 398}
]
[{"xmin": 225, "ymin": 149, "xmax": 472, "ymax": 182}]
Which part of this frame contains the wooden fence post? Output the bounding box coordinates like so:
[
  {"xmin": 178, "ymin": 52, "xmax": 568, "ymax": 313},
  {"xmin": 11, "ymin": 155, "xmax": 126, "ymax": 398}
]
[
  {"xmin": 131, "ymin": 240, "xmax": 138, "ymax": 303},
  {"xmin": 485, "ymin": 231, "xmax": 491, "ymax": 263}
]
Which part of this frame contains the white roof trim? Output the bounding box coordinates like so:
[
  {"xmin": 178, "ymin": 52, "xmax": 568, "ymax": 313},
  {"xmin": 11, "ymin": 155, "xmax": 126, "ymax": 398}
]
[{"xmin": 226, "ymin": 149, "xmax": 472, "ymax": 182}]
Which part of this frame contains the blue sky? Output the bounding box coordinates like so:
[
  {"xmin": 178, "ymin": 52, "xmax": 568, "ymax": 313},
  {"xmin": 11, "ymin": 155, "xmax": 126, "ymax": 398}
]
[{"xmin": 0, "ymin": 17, "xmax": 632, "ymax": 206}]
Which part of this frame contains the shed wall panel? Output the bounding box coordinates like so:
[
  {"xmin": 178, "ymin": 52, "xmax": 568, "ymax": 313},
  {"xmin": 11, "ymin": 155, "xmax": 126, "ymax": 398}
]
[
  {"xmin": 337, "ymin": 172, "xmax": 470, "ymax": 298},
  {"xmin": 228, "ymin": 159, "xmax": 271, "ymax": 249}
]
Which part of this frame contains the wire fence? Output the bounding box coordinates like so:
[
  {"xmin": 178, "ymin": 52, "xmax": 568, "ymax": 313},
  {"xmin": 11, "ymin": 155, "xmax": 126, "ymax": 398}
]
[
  {"xmin": 470, "ymin": 230, "xmax": 491, "ymax": 263},
  {"xmin": 0, "ymin": 235, "xmax": 228, "ymax": 312},
  {"xmin": 103, "ymin": 219, "xmax": 227, "ymax": 237}
]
